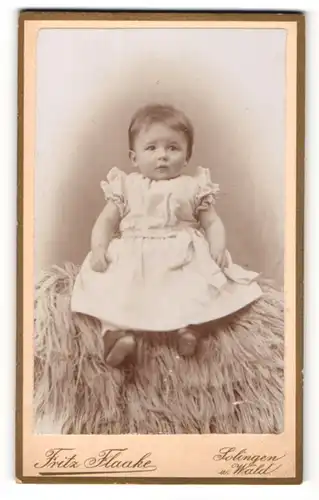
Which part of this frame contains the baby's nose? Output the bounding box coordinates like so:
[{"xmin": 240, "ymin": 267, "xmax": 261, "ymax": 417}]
[{"xmin": 157, "ymin": 147, "xmax": 168, "ymax": 158}]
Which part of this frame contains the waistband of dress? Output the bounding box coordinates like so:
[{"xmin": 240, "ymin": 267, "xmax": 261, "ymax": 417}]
[{"xmin": 119, "ymin": 223, "xmax": 200, "ymax": 239}]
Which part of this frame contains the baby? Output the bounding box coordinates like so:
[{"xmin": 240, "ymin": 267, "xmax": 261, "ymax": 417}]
[{"xmin": 71, "ymin": 103, "xmax": 262, "ymax": 367}]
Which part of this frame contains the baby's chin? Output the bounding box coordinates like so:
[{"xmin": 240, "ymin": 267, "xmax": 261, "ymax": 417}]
[{"xmin": 143, "ymin": 168, "xmax": 182, "ymax": 181}]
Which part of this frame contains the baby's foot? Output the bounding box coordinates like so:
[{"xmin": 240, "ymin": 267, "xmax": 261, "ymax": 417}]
[
  {"xmin": 105, "ymin": 334, "xmax": 136, "ymax": 367},
  {"xmin": 177, "ymin": 328, "xmax": 197, "ymax": 357}
]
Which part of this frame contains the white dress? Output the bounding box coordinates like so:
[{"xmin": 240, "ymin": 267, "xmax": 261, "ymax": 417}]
[{"xmin": 71, "ymin": 166, "xmax": 263, "ymax": 332}]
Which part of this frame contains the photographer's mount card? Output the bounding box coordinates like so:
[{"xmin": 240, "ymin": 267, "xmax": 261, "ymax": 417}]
[{"xmin": 17, "ymin": 11, "xmax": 304, "ymax": 484}]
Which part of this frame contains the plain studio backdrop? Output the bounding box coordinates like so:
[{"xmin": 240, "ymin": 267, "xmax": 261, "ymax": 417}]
[{"xmin": 35, "ymin": 28, "xmax": 286, "ymax": 285}]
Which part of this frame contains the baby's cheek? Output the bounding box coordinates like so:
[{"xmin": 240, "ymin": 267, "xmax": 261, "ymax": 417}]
[{"xmin": 171, "ymin": 152, "xmax": 183, "ymax": 163}]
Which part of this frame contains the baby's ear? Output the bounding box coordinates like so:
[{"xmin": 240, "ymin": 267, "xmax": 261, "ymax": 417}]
[{"xmin": 129, "ymin": 149, "xmax": 137, "ymax": 167}]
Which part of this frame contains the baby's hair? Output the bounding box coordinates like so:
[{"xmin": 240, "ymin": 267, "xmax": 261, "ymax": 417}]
[{"xmin": 128, "ymin": 103, "xmax": 194, "ymax": 160}]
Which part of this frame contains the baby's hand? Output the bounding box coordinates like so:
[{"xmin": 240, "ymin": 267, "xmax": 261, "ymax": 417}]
[
  {"xmin": 210, "ymin": 244, "xmax": 227, "ymax": 269},
  {"xmin": 90, "ymin": 246, "xmax": 109, "ymax": 272}
]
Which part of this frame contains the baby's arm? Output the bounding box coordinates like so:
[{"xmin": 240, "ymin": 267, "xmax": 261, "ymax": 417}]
[
  {"xmin": 199, "ymin": 206, "xmax": 227, "ymax": 268},
  {"xmin": 90, "ymin": 201, "xmax": 121, "ymax": 272}
]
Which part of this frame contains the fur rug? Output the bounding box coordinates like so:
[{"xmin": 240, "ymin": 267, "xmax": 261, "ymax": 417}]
[{"xmin": 34, "ymin": 263, "xmax": 284, "ymax": 435}]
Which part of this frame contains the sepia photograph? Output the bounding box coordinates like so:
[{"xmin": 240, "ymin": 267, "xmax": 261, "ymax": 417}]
[{"xmin": 17, "ymin": 11, "xmax": 304, "ymax": 483}]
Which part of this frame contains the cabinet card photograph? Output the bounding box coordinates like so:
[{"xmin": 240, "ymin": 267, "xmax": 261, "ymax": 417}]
[{"xmin": 16, "ymin": 11, "xmax": 305, "ymax": 484}]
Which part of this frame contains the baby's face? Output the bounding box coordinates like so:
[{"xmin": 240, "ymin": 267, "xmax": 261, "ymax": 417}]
[{"xmin": 130, "ymin": 123, "xmax": 189, "ymax": 181}]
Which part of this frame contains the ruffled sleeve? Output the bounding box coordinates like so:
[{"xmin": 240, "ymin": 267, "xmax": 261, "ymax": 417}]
[
  {"xmin": 193, "ymin": 166, "xmax": 220, "ymax": 216},
  {"xmin": 100, "ymin": 167, "xmax": 127, "ymax": 217}
]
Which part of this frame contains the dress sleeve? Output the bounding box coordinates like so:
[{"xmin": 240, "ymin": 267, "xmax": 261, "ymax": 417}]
[
  {"xmin": 100, "ymin": 167, "xmax": 127, "ymax": 217},
  {"xmin": 193, "ymin": 166, "xmax": 220, "ymax": 216}
]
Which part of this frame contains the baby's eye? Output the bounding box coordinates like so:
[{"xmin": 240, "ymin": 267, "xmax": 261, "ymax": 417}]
[
  {"xmin": 169, "ymin": 145, "xmax": 178, "ymax": 151},
  {"xmin": 145, "ymin": 145, "xmax": 156, "ymax": 151}
]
